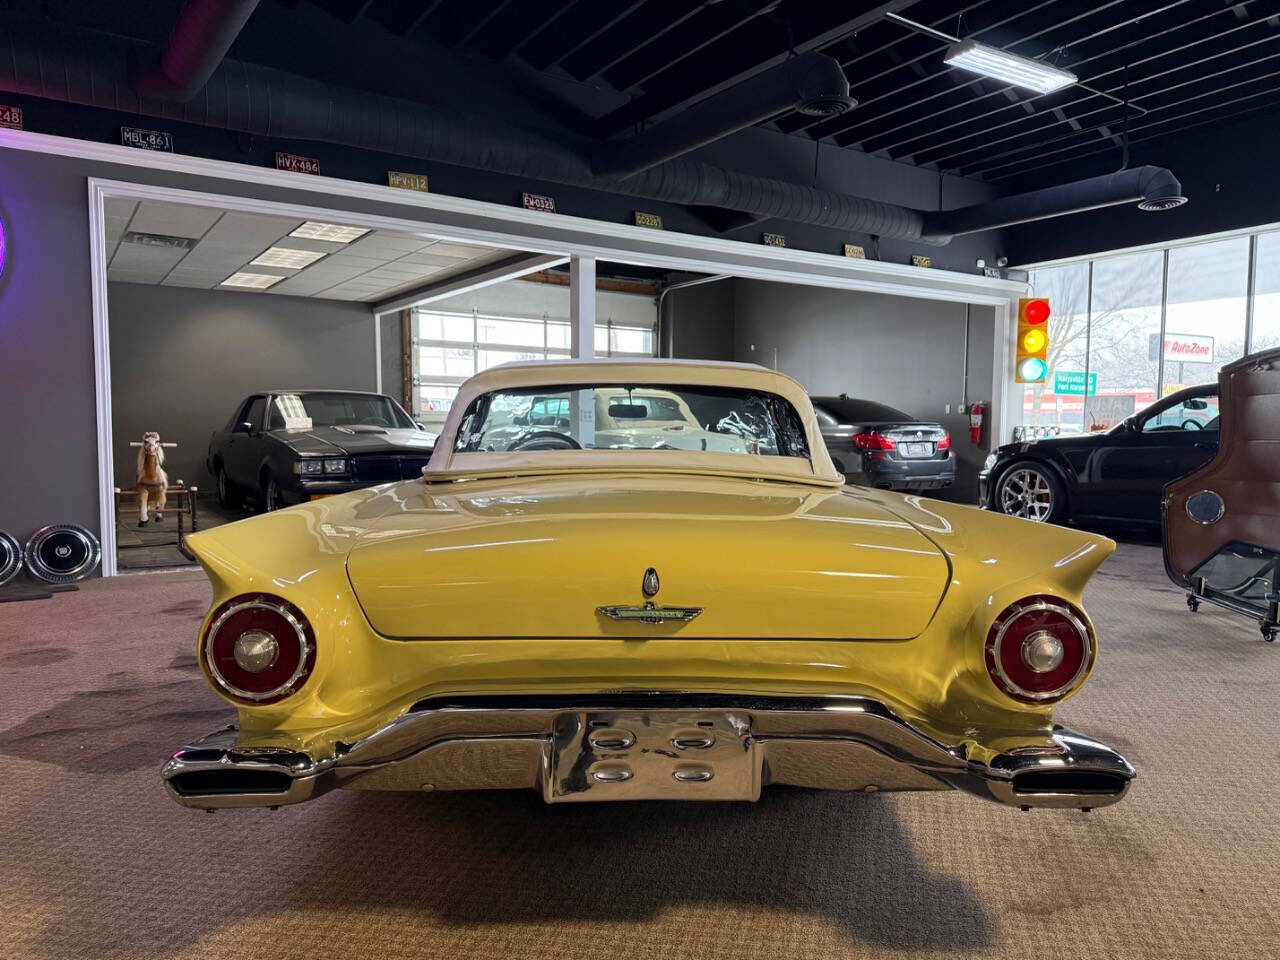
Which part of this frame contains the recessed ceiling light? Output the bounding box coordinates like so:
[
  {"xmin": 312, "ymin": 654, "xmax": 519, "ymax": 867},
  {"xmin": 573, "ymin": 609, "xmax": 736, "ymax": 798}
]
[
  {"xmin": 221, "ymin": 271, "xmax": 284, "ymax": 289},
  {"xmin": 944, "ymin": 39, "xmax": 1077, "ymax": 94},
  {"xmin": 251, "ymin": 246, "xmax": 328, "ymax": 269},
  {"xmin": 289, "ymin": 221, "xmax": 370, "ymax": 243}
]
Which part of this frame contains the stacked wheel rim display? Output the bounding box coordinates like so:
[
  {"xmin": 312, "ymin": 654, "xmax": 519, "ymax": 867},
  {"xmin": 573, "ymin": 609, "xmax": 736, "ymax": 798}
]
[
  {"xmin": 0, "ymin": 530, "xmax": 22, "ymax": 586},
  {"xmin": 24, "ymin": 524, "xmax": 101, "ymax": 583}
]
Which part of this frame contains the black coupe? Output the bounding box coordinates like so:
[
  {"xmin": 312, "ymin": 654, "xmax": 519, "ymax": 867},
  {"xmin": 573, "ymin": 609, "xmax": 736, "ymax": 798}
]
[
  {"xmin": 811, "ymin": 395, "xmax": 955, "ymax": 491},
  {"xmin": 208, "ymin": 390, "xmax": 435, "ymax": 511},
  {"xmin": 980, "ymin": 383, "xmax": 1219, "ymax": 526}
]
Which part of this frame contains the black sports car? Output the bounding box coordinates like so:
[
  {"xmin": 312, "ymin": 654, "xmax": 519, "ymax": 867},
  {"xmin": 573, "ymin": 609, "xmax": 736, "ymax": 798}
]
[
  {"xmin": 207, "ymin": 390, "xmax": 435, "ymax": 511},
  {"xmin": 811, "ymin": 395, "xmax": 955, "ymax": 491},
  {"xmin": 980, "ymin": 383, "xmax": 1219, "ymax": 526}
]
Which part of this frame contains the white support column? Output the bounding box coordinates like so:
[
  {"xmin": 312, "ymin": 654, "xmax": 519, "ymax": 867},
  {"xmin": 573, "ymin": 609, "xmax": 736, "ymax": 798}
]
[
  {"xmin": 569, "ymin": 255, "xmax": 596, "ymax": 359},
  {"xmin": 569, "ymin": 256, "xmax": 596, "ymax": 448}
]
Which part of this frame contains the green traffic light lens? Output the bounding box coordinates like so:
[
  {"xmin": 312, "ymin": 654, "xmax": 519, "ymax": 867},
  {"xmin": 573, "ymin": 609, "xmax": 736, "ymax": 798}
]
[{"xmin": 1020, "ymin": 358, "xmax": 1048, "ymax": 381}]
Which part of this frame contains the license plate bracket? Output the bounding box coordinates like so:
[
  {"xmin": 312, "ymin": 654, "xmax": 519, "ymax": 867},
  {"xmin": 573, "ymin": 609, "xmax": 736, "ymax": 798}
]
[{"xmin": 544, "ymin": 711, "xmax": 760, "ymax": 802}]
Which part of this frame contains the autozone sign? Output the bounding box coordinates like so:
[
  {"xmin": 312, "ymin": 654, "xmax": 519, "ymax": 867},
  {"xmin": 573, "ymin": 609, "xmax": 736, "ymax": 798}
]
[{"xmin": 1162, "ymin": 333, "xmax": 1213, "ymax": 362}]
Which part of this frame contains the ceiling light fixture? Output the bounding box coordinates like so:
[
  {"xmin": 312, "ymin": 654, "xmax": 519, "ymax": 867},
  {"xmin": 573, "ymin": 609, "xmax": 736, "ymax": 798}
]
[
  {"xmin": 251, "ymin": 246, "xmax": 328, "ymax": 269},
  {"xmin": 944, "ymin": 39, "xmax": 1076, "ymax": 94},
  {"xmin": 221, "ymin": 271, "xmax": 284, "ymax": 289},
  {"xmin": 288, "ymin": 221, "xmax": 370, "ymax": 243}
]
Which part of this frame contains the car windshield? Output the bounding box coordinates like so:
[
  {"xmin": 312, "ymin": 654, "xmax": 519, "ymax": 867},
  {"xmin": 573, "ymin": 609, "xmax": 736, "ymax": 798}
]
[
  {"xmin": 268, "ymin": 392, "xmax": 412, "ymax": 429},
  {"xmin": 454, "ymin": 383, "xmax": 811, "ymax": 458}
]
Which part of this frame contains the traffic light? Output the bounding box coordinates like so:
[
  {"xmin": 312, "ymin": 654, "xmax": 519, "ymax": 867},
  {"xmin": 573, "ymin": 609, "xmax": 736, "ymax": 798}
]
[{"xmin": 1016, "ymin": 297, "xmax": 1050, "ymax": 383}]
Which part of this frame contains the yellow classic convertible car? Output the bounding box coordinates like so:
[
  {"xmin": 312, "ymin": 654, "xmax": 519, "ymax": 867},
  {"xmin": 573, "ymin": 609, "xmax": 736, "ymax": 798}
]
[{"xmin": 163, "ymin": 359, "xmax": 1135, "ymax": 811}]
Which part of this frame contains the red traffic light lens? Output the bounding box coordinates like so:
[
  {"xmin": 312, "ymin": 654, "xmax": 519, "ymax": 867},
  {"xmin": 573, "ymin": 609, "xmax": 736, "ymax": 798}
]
[{"xmin": 1024, "ymin": 299, "xmax": 1050, "ymax": 325}]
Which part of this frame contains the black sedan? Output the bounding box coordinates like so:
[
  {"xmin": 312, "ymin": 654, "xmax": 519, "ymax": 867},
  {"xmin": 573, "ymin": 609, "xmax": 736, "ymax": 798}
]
[
  {"xmin": 980, "ymin": 383, "xmax": 1219, "ymax": 526},
  {"xmin": 208, "ymin": 390, "xmax": 435, "ymax": 511},
  {"xmin": 811, "ymin": 395, "xmax": 955, "ymax": 491}
]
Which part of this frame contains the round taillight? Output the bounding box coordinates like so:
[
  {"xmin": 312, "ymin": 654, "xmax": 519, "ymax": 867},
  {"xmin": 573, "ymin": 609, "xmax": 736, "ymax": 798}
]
[
  {"xmin": 202, "ymin": 594, "xmax": 315, "ymax": 703},
  {"xmin": 985, "ymin": 596, "xmax": 1093, "ymax": 703}
]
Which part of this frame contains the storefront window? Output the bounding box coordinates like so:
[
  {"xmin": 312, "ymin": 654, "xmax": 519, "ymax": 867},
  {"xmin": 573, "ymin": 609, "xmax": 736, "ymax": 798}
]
[
  {"xmin": 1252, "ymin": 230, "xmax": 1280, "ymax": 353},
  {"xmin": 1019, "ymin": 228, "xmax": 1275, "ymax": 442},
  {"xmin": 413, "ymin": 308, "xmax": 655, "ymax": 423},
  {"xmin": 1163, "ymin": 236, "xmax": 1249, "ymax": 391},
  {"xmin": 1026, "ymin": 263, "xmax": 1089, "ymax": 433},
  {"xmin": 1085, "ymin": 250, "xmax": 1164, "ymax": 430}
]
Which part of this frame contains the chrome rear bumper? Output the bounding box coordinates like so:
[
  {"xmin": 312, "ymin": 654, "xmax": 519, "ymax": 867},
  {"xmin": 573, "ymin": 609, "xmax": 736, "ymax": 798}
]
[{"xmin": 161, "ymin": 694, "xmax": 1135, "ymax": 811}]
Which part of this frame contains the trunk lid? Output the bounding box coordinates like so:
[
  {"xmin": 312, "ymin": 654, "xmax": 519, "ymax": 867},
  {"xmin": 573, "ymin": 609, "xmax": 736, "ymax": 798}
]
[{"xmin": 346, "ymin": 478, "xmax": 949, "ymax": 640}]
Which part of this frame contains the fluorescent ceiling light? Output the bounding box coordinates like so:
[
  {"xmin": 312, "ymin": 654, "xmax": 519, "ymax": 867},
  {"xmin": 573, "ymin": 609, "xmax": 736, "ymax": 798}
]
[
  {"xmin": 251, "ymin": 246, "xmax": 328, "ymax": 269},
  {"xmin": 221, "ymin": 271, "xmax": 284, "ymax": 289},
  {"xmin": 289, "ymin": 221, "xmax": 370, "ymax": 243},
  {"xmin": 944, "ymin": 39, "xmax": 1076, "ymax": 94}
]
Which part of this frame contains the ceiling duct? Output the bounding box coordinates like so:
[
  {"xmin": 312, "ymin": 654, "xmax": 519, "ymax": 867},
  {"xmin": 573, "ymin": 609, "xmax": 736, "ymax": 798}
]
[
  {"xmin": 0, "ymin": 20, "xmax": 1183, "ymax": 246},
  {"xmin": 922, "ymin": 167, "xmax": 1187, "ymax": 241},
  {"xmin": 130, "ymin": 0, "xmax": 260, "ymax": 101},
  {"xmin": 592, "ymin": 52, "xmax": 854, "ymax": 179}
]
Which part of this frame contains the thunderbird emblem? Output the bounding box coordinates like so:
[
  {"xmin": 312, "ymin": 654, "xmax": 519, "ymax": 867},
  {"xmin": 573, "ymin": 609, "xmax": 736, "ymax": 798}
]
[{"xmin": 598, "ymin": 566, "xmax": 701, "ymax": 625}]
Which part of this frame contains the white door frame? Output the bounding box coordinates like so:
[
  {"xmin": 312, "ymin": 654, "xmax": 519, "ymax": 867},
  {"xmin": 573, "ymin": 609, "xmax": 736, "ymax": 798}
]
[{"xmin": 49, "ymin": 125, "xmax": 1024, "ymax": 574}]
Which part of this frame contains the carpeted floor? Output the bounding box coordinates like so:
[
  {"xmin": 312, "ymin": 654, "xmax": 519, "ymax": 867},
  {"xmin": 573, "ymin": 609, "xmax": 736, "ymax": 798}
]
[{"xmin": 1, "ymin": 542, "xmax": 1277, "ymax": 959}]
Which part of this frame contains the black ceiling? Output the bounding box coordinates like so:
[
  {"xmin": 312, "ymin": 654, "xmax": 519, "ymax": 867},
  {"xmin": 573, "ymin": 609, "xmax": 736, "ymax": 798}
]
[
  {"xmin": 275, "ymin": 0, "xmax": 1280, "ymax": 184},
  {"xmin": 7, "ymin": 0, "xmax": 1280, "ymax": 189}
]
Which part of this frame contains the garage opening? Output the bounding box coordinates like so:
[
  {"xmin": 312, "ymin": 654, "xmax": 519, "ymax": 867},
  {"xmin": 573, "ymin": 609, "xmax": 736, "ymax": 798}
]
[{"xmin": 103, "ymin": 196, "xmax": 548, "ymax": 570}]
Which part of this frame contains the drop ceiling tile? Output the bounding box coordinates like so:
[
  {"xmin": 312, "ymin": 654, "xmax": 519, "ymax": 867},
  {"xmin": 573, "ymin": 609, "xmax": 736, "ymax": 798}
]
[
  {"xmin": 344, "ymin": 234, "xmax": 431, "ymax": 256},
  {"xmin": 129, "ymin": 201, "xmax": 223, "ymax": 239},
  {"xmin": 202, "ymin": 212, "xmax": 298, "ymax": 247},
  {"xmin": 396, "ymin": 251, "xmax": 471, "ymax": 268},
  {"xmin": 109, "ymin": 242, "xmax": 188, "ymax": 274},
  {"xmin": 426, "ymin": 242, "xmax": 493, "ymax": 258},
  {"xmin": 162, "ymin": 275, "xmax": 218, "ymax": 289}
]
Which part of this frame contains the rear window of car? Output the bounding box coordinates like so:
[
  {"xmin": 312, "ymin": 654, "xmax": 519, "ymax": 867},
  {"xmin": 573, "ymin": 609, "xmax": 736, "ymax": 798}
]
[
  {"xmin": 453, "ymin": 383, "xmax": 811, "ymax": 458},
  {"xmin": 812, "ymin": 398, "xmax": 912, "ymax": 424}
]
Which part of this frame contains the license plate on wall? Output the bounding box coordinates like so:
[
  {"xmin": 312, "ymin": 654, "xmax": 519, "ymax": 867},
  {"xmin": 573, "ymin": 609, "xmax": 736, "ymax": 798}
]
[{"xmin": 903, "ymin": 442, "xmax": 932, "ymax": 458}]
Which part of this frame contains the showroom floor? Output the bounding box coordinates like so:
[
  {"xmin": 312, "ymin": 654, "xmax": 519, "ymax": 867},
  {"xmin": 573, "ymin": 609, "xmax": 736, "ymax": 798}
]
[{"xmin": 0, "ymin": 541, "xmax": 1276, "ymax": 960}]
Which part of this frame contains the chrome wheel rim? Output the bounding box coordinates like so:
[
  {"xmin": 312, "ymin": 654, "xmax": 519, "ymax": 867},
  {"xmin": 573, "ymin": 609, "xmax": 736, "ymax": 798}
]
[
  {"xmin": 217, "ymin": 469, "xmax": 227, "ymax": 503},
  {"xmin": 266, "ymin": 480, "xmax": 279, "ymax": 511},
  {"xmin": 998, "ymin": 467, "xmax": 1053, "ymax": 522}
]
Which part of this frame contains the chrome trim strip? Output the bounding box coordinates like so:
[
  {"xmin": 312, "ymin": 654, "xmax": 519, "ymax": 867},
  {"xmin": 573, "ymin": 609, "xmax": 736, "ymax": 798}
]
[{"xmin": 162, "ymin": 694, "xmax": 1135, "ymax": 811}]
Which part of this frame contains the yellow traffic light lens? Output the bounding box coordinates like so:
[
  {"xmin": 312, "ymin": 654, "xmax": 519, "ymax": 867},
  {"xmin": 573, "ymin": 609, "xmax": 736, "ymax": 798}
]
[
  {"xmin": 1019, "ymin": 358, "xmax": 1048, "ymax": 381},
  {"xmin": 1022, "ymin": 328, "xmax": 1047, "ymax": 353}
]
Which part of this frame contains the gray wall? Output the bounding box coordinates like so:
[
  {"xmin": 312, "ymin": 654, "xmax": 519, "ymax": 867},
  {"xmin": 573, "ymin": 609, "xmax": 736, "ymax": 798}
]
[
  {"xmin": 661, "ymin": 274, "xmax": 736, "ymax": 361},
  {"xmin": 379, "ymin": 312, "xmax": 405, "ymax": 411},
  {"xmin": 670, "ymin": 279, "xmax": 995, "ymax": 503},
  {"xmin": 108, "ymin": 282, "xmax": 377, "ymax": 492},
  {"xmin": 0, "ymin": 148, "xmax": 101, "ymax": 543}
]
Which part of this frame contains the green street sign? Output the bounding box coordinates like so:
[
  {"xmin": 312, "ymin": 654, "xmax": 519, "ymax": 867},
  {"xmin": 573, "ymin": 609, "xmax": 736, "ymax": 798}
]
[{"xmin": 1053, "ymin": 370, "xmax": 1097, "ymax": 396}]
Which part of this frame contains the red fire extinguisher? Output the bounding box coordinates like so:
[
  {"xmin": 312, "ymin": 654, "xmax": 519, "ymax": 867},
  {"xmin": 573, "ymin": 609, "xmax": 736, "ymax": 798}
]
[{"xmin": 969, "ymin": 402, "xmax": 985, "ymax": 446}]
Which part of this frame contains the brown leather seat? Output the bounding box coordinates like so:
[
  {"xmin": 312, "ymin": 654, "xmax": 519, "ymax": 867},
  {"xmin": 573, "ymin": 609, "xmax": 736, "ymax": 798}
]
[{"xmin": 1164, "ymin": 347, "xmax": 1280, "ymax": 626}]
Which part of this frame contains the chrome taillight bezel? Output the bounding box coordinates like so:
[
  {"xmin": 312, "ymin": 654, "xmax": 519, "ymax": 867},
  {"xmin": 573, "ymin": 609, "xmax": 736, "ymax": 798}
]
[
  {"xmin": 984, "ymin": 595, "xmax": 1094, "ymax": 704},
  {"xmin": 202, "ymin": 594, "xmax": 316, "ymax": 704}
]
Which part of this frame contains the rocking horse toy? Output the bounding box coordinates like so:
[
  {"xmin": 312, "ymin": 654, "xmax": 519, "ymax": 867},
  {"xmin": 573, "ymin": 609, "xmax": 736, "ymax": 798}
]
[{"xmin": 135, "ymin": 432, "xmax": 170, "ymax": 526}]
